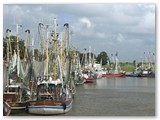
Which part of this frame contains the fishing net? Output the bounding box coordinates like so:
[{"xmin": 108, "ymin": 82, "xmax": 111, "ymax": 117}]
[
  {"xmin": 19, "ymin": 59, "xmax": 31, "ymax": 86},
  {"xmin": 32, "ymin": 59, "xmax": 48, "ymax": 79}
]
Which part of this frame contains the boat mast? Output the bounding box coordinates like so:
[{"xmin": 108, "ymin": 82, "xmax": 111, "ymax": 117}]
[
  {"xmin": 16, "ymin": 24, "xmax": 22, "ymax": 58},
  {"xmin": 15, "ymin": 23, "xmax": 22, "ymax": 102},
  {"xmin": 60, "ymin": 23, "xmax": 68, "ymax": 80},
  {"xmin": 72, "ymin": 45, "xmax": 76, "ymax": 72},
  {"xmin": 39, "ymin": 23, "xmax": 45, "ymax": 60},
  {"xmin": 92, "ymin": 49, "xmax": 95, "ymax": 68},
  {"xmin": 143, "ymin": 52, "xmax": 146, "ymax": 69},
  {"xmin": 88, "ymin": 46, "xmax": 92, "ymax": 66},
  {"xmin": 60, "ymin": 33, "xmax": 65, "ymax": 78},
  {"xmin": 53, "ymin": 18, "xmax": 57, "ymax": 80},
  {"xmin": 141, "ymin": 56, "xmax": 144, "ymax": 69},
  {"xmin": 152, "ymin": 53, "xmax": 155, "ymax": 73},
  {"xmin": 30, "ymin": 38, "xmax": 34, "ymax": 100},
  {"xmin": 46, "ymin": 25, "xmax": 49, "ymax": 78},
  {"xmin": 78, "ymin": 53, "xmax": 81, "ymax": 72},
  {"xmin": 148, "ymin": 52, "xmax": 152, "ymax": 69},
  {"xmin": 84, "ymin": 48, "xmax": 88, "ymax": 69},
  {"xmin": 111, "ymin": 54, "xmax": 115, "ymax": 71},
  {"xmin": 15, "ymin": 24, "xmax": 22, "ymax": 77},
  {"xmin": 153, "ymin": 53, "xmax": 155, "ymax": 63},
  {"xmin": 64, "ymin": 23, "xmax": 69, "ymax": 57},
  {"xmin": 115, "ymin": 52, "xmax": 118, "ymax": 73},
  {"xmin": 24, "ymin": 29, "xmax": 30, "ymax": 62},
  {"xmin": 32, "ymin": 38, "xmax": 34, "ymax": 61},
  {"xmin": 67, "ymin": 24, "xmax": 70, "ymax": 57},
  {"xmin": 6, "ymin": 29, "xmax": 11, "ymax": 93},
  {"xmin": 7, "ymin": 29, "xmax": 13, "ymax": 60},
  {"xmin": 53, "ymin": 18, "xmax": 57, "ymax": 53},
  {"xmin": 46, "ymin": 24, "xmax": 49, "ymax": 92}
]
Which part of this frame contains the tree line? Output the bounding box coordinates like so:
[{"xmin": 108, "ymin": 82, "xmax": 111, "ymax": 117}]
[{"xmin": 3, "ymin": 35, "xmax": 111, "ymax": 65}]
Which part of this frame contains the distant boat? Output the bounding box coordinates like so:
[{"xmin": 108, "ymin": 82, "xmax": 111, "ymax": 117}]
[
  {"xmin": 138, "ymin": 52, "xmax": 155, "ymax": 78},
  {"xmin": 71, "ymin": 49, "xmax": 85, "ymax": 85},
  {"xmin": 81, "ymin": 47, "xmax": 97, "ymax": 83},
  {"xmin": 102, "ymin": 72, "xmax": 125, "ymax": 77},
  {"xmin": 139, "ymin": 68, "xmax": 155, "ymax": 77},
  {"xmin": 102, "ymin": 53, "xmax": 125, "ymax": 77},
  {"xmin": 127, "ymin": 73, "xmax": 139, "ymax": 77},
  {"xmin": 94, "ymin": 63, "xmax": 103, "ymax": 79},
  {"xmin": 127, "ymin": 62, "xmax": 141, "ymax": 77},
  {"xmin": 82, "ymin": 70, "xmax": 96, "ymax": 83}
]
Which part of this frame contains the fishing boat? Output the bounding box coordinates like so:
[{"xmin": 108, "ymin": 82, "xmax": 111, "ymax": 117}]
[
  {"xmin": 139, "ymin": 52, "xmax": 155, "ymax": 77},
  {"xmin": 128, "ymin": 73, "xmax": 139, "ymax": 77},
  {"xmin": 126, "ymin": 61, "xmax": 141, "ymax": 77},
  {"xmin": 28, "ymin": 75, "xmax": 73, "ymax": 115},
  {"xmin": 128, "ymin": 70, "xmax": 141, "ymax": 77},
  {"xmin": 82, "ymin": 70, "xmax": 95, "ymax": 83},
  {"xmin": 81, "ymin": 47, "xmax": 96, "ymax": 83},
  {"xmin": 102, "ymin": 72, "xmax": 125, "ymax": 77},
  {"xmin": 28, "ymin": 20, "xmax": 74, "ymax": 115},
  {"xmin": 3, "ymin": 27, "xmax": 31, "ymax": 114},
  {"xmin": 3, "ymin": 64, "xmax": 11, "ymax": 116},
  {"xmin": 71, "ymin": 47, "xmax": 85, "ymax": 85},
  {"xmin": 4, "ymin": 84, "xmax": 28, "ymax": 110},
  {"xmin": 94, "ymin": 63, "xmax": 103, "ymax": 79},
  {"xmin": 102, "ymin": 53, "xmax": 125, "ymax": 77},
  {"xmin": 140, "ymin": 68, "xmax": 155, "ymax": 77}
]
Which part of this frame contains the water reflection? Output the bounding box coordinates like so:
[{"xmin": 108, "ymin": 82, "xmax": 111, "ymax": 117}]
[
  {"xmin": 86, "ymin": 77, "xmax": 155, "ymax": 93},
  {"xmin": 11, "ymin": 77, "xmax": 155, "ymax": 116}
]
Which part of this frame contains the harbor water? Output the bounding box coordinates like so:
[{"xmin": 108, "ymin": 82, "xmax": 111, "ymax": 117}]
[{"xmin": 11, "ymin": 77, "xmax": 155, "ymax": 116}]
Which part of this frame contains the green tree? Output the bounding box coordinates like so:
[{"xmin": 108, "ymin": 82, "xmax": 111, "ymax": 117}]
[
  {"xmin": 3, "ymin": 35, "xmax": 25, "ymax": 60},
  {"xmin": 19, "ymin": 40, "xmax": 25, "ymax": 59},
  {"xmin": 96, "ymin": 51, "xmax": 110, "ymax": 65},
  {"xmin": 34, "ymin": 49, "xmax": 39, "ymax": 60},
  {"xmin": 3, "ymin": 37, "xmax": 7, "ymax": 60}
]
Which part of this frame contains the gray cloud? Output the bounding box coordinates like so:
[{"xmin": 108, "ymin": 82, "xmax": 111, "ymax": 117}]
[{"xmin": 3, "ymin": 4, "xmax": 155, "ymax": 62}]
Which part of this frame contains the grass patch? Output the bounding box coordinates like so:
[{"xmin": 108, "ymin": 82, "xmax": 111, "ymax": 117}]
[{"xmin": 121, "ymin": 64, "xmax": 134, "ymax": 72}]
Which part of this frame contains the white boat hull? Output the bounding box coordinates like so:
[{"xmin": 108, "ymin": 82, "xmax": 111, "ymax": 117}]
[{"xmin": 28, "ymin": 100, "xmax": 73, "ymax": 115}]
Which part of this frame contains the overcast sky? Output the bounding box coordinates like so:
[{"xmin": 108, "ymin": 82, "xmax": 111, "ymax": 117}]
[{"xmin": 3, "ymin": 4, "xmax": 155, "ymax": 62}]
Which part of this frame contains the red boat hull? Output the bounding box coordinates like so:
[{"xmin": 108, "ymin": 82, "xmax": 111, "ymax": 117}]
[
  {"xmin": 102, "ymin": 73, "xmax": 125, "ymax": 77},
  {"xmin": 84, "ymin": 78, "xmax": 94, "ymax": 83}
]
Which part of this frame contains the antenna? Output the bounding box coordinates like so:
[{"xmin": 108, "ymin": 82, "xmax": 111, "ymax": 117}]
[{"xmin": 14, "ymin": 24, "xmax": 22, "ymax": 35}]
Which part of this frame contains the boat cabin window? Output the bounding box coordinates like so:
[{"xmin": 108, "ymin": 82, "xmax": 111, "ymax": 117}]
[
  {"xmin": 8, "ymin": 87, "xmax": 19, "ymax": 92},
  {"xmin": 48, "ymin": 84, "xmax": 55, "ymax": 90},
  {"xmin": 38, "ymin": 84, "xmax": 47, "ymax": 90},
  {"xmin": 56, "ymin": 83, "xmax": 62, "ymax": 88},
  {"xmin": 38, "ymin": 95, "xmax": 53, "ymax": 100}
]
